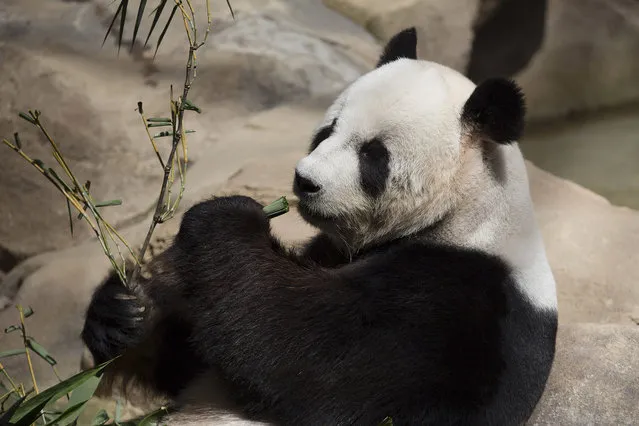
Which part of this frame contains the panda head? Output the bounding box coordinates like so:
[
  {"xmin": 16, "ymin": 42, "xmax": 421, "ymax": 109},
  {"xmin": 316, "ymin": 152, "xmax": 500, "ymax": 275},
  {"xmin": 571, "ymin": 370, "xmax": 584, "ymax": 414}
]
[{"xmin": 293, "ymin": 27, "xmax": 526, "ymax": 250}]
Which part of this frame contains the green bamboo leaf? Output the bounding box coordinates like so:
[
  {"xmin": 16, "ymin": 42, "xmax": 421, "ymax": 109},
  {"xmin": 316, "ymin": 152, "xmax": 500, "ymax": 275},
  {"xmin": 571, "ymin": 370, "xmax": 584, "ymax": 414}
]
[
  {"xmin": 53, "ymin": 375, "xmax": 102, "ymax": 426},
  {"xmin": 8, "ymin": 359, "xmax": 113, "ymax": 425},
  {"xmin": 182, "ymin": 99, "xmax": 201, "ymax": 113},
  {"xmin": 32, "ymin": 158, "xmax": 45, "ymax": 170},
  {"xmin": 116, "ymin": 406, "xmax": 169, "ymax": 426},
  {"xmin": 23, "ymin": 306, "xmax": 34, "ymax": 318},
  {"xmin": 144, "ymin": 0, "xmax": 168, "ymax": 48},
  {"xmin": 18, "ymin": 112, "xmax": 36, "ymax": 125},
  {"xmin": 4, "ymin": 325, "xmax": 19, "ymax": 333},
  {"xmin": 147, "ymin": 123, "xmax": 172, "ymax": 128},
  {"xmin": 153, "ymin": 3, "xmax": 178, "ymax": 59},
  {"xmin": 146, "ymin": 117, "xmax": 172, "ymax": 123},
  {"xmin": 91, "ymin": 409, "xmax": 110, "ymax": 426},
  {"xmin": 0, "ymin": 395, "xmax": 26, "ymax": 425},
  {"xmin": 67, "ymin": 199, "xmax": 75, "ymax": 237},
  {"xmin": 378, "ymin": 417, "xmax": 394, "ymax": 426},
  {"xmin": 0, "ymin": 349, "xmax": 25, "ymax": 358},
  {"xmin": 95, "ymin": 199, "xmax": 123, "ymax": 208},
  {"xmin": 47, "ymin": 168, "xmax": 73, "ymax": 193},
  {"xmin": 131, "ymin": 0, "xmax": 147, "ymax": 52},
  {"xmin": 13, "ymin": 132, "xmax": 22, "ymax": 150},
  {"xmin": 26, "ymin": 337, "xmax": 57, "ymax": 366},
  {"xmin": 45, "ymin": 401, "xmax": 88, "ymax": 426}
]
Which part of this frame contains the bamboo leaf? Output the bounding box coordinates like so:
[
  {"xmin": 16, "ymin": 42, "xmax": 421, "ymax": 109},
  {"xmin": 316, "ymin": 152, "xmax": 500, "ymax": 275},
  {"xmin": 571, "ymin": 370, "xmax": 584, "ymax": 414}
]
[
  {"xmin": 52, "ymin": 375, "xmax": 103, "ymax": 426},
  {"xmin": 32, "ymin": 158, "xmax": 45, "ymax": 169},
  {"xmin": 182, "ymin": 99, "xmax": 201, "ymax": 113},
  {"xmin": 13, "ymin": 132, "xmax": 21, "ymax": 150},
  {"xmin": 18, "ymin": 112, "xmax": 36, "ymax": 125},
  {"xmin": 91, "ymin": 409, "xmax": 110, "ymax": 426},
  {"xmin": 147, "ymin": 123, "xmax": 172, "ymax": 128},
  {"xmin": 45, "ymin": 401, "xmax": 88, "ymax": 426},
  {"xmin": 0, "ymin": 349, "xmax": 25, "ymax": 358},
  {"xmin": 146, "ymin": 117, "xmax": 172, "ymax": 123},
  {"xmin": 67, "ymin": 199, "xmax": 74, "ymax": 237},
  {"xmin": 8, "ymin": 359, "xmax": 113, "ymax": 425},
  {"xmin": 26, "ymin": 337, "xmax": 57, "ymax": 366},
  {"xmin": 4, "ymin": 325, "xmax": 19, "ymax": 333},
  {"xmin": 95, "ymin": 199, "xmax": 123, "ymax": 208},
  {"xmin": 0, "ymin": 395, "xmax": 26, "ymax": 425},
  {"xmin": 48, "ymin": 168, "xmax": 74, "ymax": 194},
  {"xmin": 116, "ymin": 406, "xmax": 169, "ymax": 426},
  {"xmin": 378, "ymin": 417, "xmax": 394, "ymax": 426},
  {"xmin": 153, "ymin": 3, "xmax": 178, "ymax": 58},
  {"xmin": 131, "ymin": 0, "xmax": 147, "ymax": 52},
  {"xmin": 22, "ymin": 306, "xmax": 34, "ymax": 318}
]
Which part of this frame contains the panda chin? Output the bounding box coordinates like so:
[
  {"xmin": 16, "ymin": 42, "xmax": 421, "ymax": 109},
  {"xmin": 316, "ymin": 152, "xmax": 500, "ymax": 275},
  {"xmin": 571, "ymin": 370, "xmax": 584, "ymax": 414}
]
[{"xmin": 296, "ymin": 199, "xmax": 338, "ymax": 229}]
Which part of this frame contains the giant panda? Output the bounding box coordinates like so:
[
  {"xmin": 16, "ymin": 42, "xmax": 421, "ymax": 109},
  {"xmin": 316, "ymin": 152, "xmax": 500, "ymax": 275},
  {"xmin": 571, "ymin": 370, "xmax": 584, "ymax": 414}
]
[{"xmin": 81, "ymin": 27, "xmax": 558, "ymax": 426}]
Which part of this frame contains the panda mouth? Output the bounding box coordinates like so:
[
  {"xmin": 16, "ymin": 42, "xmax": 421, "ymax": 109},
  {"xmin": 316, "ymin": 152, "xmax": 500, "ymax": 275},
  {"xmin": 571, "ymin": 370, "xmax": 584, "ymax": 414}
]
[{"xmin": 297, "ymin": 199, "xmax": 335, "ymax": 225}]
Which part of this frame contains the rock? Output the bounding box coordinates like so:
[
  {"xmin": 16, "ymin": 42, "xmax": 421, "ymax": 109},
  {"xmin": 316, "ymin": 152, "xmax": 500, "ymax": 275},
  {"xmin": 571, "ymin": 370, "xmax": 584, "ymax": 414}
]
[
  {"xmin": 527, "ymin": 162, "xmax": 639, "ymax": 325},
  {"xmin": 529, "ymin": 323, "xmax": 639, "ymax": 425},
  {"xmin": 520, "ymin": 105, "xmax": 639, "ymax": 210},
  {"xmin": 322, "ymin": 0, "xmax": 481, "ymax": 71},
  {"xmin": 0, "ymin": 43, "xmax": 165, "ymax": 261},
  {"xmin": 515, "ymin": 0, "xmax": 639, "ymax": 121},
  {"xmin": 200, "ymin": 12, "xmax": 369, "ymax": 108},
  {"xmin": 323, "ymin": 0, "xmax": 639, "ymax": 121}
]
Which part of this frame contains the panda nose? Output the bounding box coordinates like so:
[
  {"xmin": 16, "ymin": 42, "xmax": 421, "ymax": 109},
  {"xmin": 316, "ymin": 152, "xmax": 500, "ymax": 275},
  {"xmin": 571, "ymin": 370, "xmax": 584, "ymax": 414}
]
[{"xmin": 294, "ymin": 170, "xmax": 322, "ymax": 195}]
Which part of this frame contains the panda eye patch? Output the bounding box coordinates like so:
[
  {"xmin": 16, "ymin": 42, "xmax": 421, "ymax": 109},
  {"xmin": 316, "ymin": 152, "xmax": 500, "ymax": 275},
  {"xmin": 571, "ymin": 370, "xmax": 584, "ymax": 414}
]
[
  {"xmin": 309, "ymin": 117, "xmax": 337, "ymax": 152},
  {"xmin": 358, "ymin": 138, "xmax": 390, "ymax": 198}
]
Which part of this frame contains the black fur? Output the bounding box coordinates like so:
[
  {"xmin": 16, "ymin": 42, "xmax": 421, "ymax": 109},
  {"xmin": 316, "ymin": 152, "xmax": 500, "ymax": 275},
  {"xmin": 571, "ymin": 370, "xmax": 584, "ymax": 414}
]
[
  {"xmin": 83, "ymin": 269, "xmax": 208, "ymax": 398},
  {"xmin": 461, "ymin": 78, "xmax": 526, "ymax": 144},
  {"xmin": 309, "ymin": 117, "xmax": 337, "ymax": 152},
  {"xmin": 376, "ymin": 27, "xmax": 418, "ymax": 68},
  {"xmin": 81, "ymin": 195, "xmax": 555, "ymax": 425},
  {"xmin": 359, "ymin": 138, "xmax": 391, "ymax": 198},
  {"xmin": 81, "ymin": 275, "xmax": 146, "ymax": 365}
]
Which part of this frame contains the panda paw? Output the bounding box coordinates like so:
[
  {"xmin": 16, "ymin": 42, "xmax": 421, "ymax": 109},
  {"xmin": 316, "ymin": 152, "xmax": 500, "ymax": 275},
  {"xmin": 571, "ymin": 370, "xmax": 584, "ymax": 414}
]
[
  {"xmin": 176, "ymin": 195, "xmax": 271, "ymax": 249},
  {"xmin": 81, "ymin": 271, "xmax": 147, "ymax": 364}
]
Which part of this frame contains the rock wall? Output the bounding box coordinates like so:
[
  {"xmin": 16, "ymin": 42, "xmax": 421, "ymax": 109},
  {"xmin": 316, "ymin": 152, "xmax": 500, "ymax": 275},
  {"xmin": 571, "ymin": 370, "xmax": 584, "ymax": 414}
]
[{"xmin": 0, "ymin": 0, "xmax": 638, "ymax": 424}]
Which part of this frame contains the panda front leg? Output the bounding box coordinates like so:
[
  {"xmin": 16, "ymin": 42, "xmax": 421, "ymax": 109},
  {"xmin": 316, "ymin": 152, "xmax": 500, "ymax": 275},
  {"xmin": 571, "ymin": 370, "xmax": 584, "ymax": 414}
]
[
  {"xmin": 170, "ymin": 195, "xmax": 452, "ymax": 425},
  {"xmin": 81, "ymin": 268, "xmax": 209, "ymax": 400}
]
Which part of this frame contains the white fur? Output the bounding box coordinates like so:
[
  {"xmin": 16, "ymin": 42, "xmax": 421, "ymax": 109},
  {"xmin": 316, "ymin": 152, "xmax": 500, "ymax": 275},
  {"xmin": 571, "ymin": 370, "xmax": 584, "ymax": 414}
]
[{"xmin": 296, "ymin": 58, "xmax": 557, "ymax": 311}]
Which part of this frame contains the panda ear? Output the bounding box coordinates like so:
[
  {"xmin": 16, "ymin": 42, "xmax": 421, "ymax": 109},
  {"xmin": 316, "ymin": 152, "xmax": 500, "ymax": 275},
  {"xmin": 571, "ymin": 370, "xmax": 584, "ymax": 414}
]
[
  {"xmin": 461, "ymin": 78, "xmax": 526, "ymax": 144},
  {"xmin": 376, "ymin": 27, "xmax": 418, "ymax": 68}
]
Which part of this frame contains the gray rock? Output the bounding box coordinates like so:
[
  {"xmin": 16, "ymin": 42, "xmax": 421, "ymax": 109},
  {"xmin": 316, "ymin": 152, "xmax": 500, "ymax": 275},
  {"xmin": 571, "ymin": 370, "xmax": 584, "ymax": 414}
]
[
  {"xmin": 323, "ymin": 0, "xmax": 639, "ymax": 121},
  {"xmin": 515, "ymin": 0, "xmax": 639, "ymax": 121},
  {"xmin": 530, "ymin": 323, "xmax": 639, "ymax": 425},
  {"xmin": 0, "ymin": 43, "xmax": 163, "ymax": 261}
]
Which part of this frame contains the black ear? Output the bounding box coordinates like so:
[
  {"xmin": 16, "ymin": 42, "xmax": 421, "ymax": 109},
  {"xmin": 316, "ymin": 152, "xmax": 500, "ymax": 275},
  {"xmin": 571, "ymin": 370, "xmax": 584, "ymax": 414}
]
[
  {"xmin": 376, "ymin": 27, "xmax": 418, "ymax": 68},
  {"xmin": 461, "ymin": 78, "xmax": 526, "ymax": 144}
]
